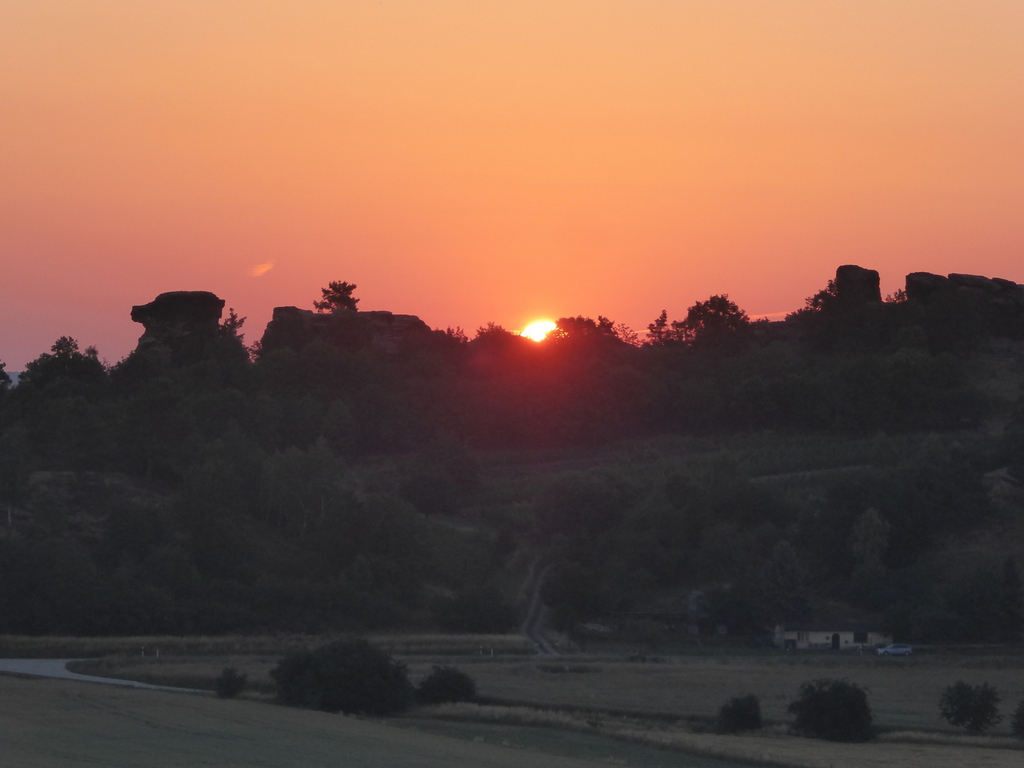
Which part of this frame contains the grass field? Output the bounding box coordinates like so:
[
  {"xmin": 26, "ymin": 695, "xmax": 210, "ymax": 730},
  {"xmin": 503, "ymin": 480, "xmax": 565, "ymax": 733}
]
[
  {"xmin": 6, "ymin": 667, "xmax": 1023, "ymax": 768},
  {"xmin": 434, "ymin": 654, "xmax": 1024, "ymax": 734},
  {"xmin": 413, "ymin": 701, "xmax": 1024, "ymax": 768},
  {"xmin": 0, "ymin": 632, "xmax": 530, "ymax": 659},
  {"xmin": 74, "ymin": 651, "xmax": 1024, "ymax": 735},
  {"xmin": 1, "ymin": 674, "xmax": 744, "ymax": 768},
  {"xmin": 58, "ymin": 644, "xmax": 1024, "ymax": 767}
]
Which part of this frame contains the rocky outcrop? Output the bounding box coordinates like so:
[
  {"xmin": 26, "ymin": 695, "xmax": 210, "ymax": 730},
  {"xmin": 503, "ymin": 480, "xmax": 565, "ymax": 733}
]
[
  {"xmin": 260, "ymin": 307, "xmax": 434, "ymax": 357},
  {"xmin": 360, "ymin": 311, "xmax": 435, "ymax": 356},
  {"xmin": 906, "ymin": 272, "xmax": 1024, "ymax": 306},
  {"xmin": 834, "ymin": 265, "xmax": 882, "ymax": 311},
  {"xmin": 130, "ymin": 291, "xmax": 225, "ymax": 362},
  {"xmin": 904, "ymin": 272, "xmax": 950, "ymax": 303},
  {"xmin": 904, "ymin": 271, "xmax": 1024, "ymax": 338}
]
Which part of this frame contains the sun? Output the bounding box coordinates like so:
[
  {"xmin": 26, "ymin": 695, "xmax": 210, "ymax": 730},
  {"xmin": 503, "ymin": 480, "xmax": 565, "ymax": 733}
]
[{"xmin": 521, "ymin": 320, "xmax": 557, "ymax": 342}]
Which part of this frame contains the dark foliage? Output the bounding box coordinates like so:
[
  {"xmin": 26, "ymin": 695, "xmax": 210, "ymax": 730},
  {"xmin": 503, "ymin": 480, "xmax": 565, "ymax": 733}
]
[
  {"xmin": 0, "ymin": 270, "xmax": 1011, "ymax": 638},
  {"xmin": 1012, "ymin": 699, "xmax": 1024, "ymax": 739},
  {"xmin": 270, "ymin": 639, "xmax": 413, "ymax": 715},
  {"xmin": 215, "ymin": 666, "xmax": 247, "ymax": 698},
  {"xmin": 788, "ymin": 679, "xmax": 872, "ymax": 742},
  {"xmin": 416, "ymin": 665, "xmax": 477, "ymax": 705},
  {"xmin": 431, "ymin": 584, "xmax": 518, "ymax": 633},
  {"xmin": 939, "ymin": 681, "xmax": 1002, "ymax": 734},
  {"xmin": 1002, "ymin": 557, "xmax": 1024, "ymax": 644},
  {"xmin": 313, "ymin": 281, "xmax": 359, "ymax": 313},
  {"xmin": 718, "ymin": 694, "xmax": 762, "ymax": 733}
]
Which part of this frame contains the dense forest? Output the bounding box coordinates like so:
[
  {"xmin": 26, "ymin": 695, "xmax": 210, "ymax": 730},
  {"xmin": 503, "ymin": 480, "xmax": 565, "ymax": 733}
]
[{"xmin": 0, "ymin": 265, "xmax": 1022, "ymax": 644}]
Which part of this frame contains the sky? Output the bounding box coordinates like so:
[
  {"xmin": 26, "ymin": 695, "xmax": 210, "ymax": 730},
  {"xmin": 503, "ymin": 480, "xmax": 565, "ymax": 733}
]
[{"xmin": 2, "ymin": 1, "xmax": 1023, "ymax": 368}]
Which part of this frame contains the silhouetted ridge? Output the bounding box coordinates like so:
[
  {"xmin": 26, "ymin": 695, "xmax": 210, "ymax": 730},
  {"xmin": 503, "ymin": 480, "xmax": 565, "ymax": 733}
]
[
  {"xmin": 903, "ymin": 270, "xmax": 1024, "ymax": 338},
  {"xmin": 261, "ymin": 306, "xmax": 434, "ymax": 356}
]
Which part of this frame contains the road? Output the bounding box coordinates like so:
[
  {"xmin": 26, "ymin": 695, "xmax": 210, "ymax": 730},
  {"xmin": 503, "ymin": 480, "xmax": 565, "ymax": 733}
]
[{"xmin": 0, "ymin": 658, "xmax": 205, "ymax": 692}]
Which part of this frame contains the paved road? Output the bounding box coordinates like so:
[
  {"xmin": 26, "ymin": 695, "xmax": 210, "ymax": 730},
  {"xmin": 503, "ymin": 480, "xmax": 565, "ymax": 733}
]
[{"xmin": 0, "ymin": 658, "xmax": 206, "ymax": 693}]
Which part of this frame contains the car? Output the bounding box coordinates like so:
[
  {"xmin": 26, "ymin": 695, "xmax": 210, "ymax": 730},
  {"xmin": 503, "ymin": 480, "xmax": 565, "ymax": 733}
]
[{"xmin": 877, "ymin": 643, "xmax": 912, "ymax": 656}]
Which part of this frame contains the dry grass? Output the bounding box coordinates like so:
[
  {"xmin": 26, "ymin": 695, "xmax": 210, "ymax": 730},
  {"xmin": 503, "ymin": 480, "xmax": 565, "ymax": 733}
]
[
  {"xmin": 40, "ymin": 647, "xmax": 1024, "ymax": 768},
  {"xmin": 611, "ymin": 728, "xmax": 1024, "ymax": 768},
  {"xmin": 67, "ymin": 655, "xmax": 280, "ymax": 695},
  {"xmin": 419, "ymin": 654, "xmax": 1024, "ymax": 734},
  {"xmin": 416, "ymin": 702, "xmax": 1024, "ymax": 768},
  {"xmin": 0, "ymin": 634, "xmax": 321, "ymax": 659},
  {"xmin": 420, "ymin": 701, "xmax": 607, "ymax": 731},
  {"xmin": 0, "ymin": 675, "xmax": 615, "ymax": 768},
  {"xmin": 66, "ymin": 649, "xmax": 1024, "ymax": 737},
  {"xmin": 369, "ymin": 633, "xmax": 531, "ymax": 656},
  {"xmin": 0, "ymin": 632, "xmax": 529, "ymax": 660},
  {"xmin": 877, "ymin": 730, "xmax": 1024, "ymax": 750}
]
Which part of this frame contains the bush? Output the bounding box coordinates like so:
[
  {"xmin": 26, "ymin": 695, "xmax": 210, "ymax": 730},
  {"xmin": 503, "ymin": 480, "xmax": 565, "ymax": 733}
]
[
  {"xmin": 214, "ymin": 666, "xmax": 247, "ymax": 699},
  {"xmin": 939, "ymin": 681, "xmax": 1002, "ymax": 734},
  {"xmin": 416, "ymin": 665, "xmax": 477, "ymax": 705},
  {"xmin": 1012, "ymin": 699, "xmax": 1024, "ymax": 739},
  {"xmin": 717, "ymin": 694, "xmax": 762, "ymax": 733},
  {"xmin": 270, "ymin": 638, "xmax": 413, "ymax": 715},
  {"xmin": 787, "ymin": 678, "xmax": 872, "ymax": 742}
]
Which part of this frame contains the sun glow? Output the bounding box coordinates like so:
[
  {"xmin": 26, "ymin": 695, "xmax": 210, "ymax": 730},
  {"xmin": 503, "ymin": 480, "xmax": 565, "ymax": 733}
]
[{"xmin": 521, "ymin": 320, "xmax": 557, "ymax": 342}]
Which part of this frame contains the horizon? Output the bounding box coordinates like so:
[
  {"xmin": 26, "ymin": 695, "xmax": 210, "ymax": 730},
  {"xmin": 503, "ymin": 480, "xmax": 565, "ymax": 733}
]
[{"xmin": 3, "ymin": 1, "xmax": 1023, "ymax": 368}]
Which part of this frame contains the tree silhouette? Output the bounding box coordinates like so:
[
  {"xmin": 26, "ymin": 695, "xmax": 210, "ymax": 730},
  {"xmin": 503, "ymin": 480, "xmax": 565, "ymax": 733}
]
[
  {"xmin": 678, "ymin": 295, "xmax": 752, "ymax": 350},
  {"xmin": 314, "ymin": 281, "xmax": 359, "ymax": 313},
  {"xmin": 21, "ymin": 337, "xmax": 105, "ymax": 391},
  {"xmin": 1003, "ymin": 557, "xmax": 1023, "ymax": 644},
  {"xmin": 804, "ymin": 279, "xmax": 839, "ymax": 313}
]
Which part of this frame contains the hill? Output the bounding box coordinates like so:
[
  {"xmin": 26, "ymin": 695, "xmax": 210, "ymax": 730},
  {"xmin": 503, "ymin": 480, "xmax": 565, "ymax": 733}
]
[{"xmin": 0, "ymin": 264, "xmax": 1022, "ymax": 643}]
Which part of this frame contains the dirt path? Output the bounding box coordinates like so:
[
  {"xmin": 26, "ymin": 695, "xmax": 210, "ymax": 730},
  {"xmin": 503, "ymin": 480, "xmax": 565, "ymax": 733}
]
[{"xmin": 521, "ymin": 564, "xmax": 559, "ymax": 655}]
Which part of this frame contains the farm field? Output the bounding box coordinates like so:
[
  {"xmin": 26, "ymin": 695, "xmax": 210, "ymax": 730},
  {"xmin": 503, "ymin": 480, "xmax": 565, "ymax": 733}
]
[
  {"xmin": 73, "ymin": 650, "xmax": 1024, "ymax": 735},
  {"xmin": 445, "ymin": 654, "xmax": 1024, "ymax": 734},
  {"xmin": 5, "ymin": 665, "xmax": 1024, "ymax": 768},
  {"xmin": 0, "ymin": 632, "xmax": 531, "ymax": 659},
  {"xmin": 0, "ymin": 674, "xmax": 722, "ymax": 768},
  {"xmin": 407, "ymin": 703, "xmax": 1024, "ymax": 768},
  {"xmin": 11, "ymin": 644, "xmax": 1024, "ymax": 768}
]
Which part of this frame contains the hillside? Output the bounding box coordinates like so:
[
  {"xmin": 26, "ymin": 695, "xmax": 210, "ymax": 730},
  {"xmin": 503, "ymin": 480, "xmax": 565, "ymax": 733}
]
[{"xmin": 0, "ymin": 265, "xmax": 1022, "ymax": 643}]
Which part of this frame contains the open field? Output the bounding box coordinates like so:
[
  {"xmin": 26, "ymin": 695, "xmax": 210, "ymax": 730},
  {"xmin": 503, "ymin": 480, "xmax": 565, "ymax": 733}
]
[
  {"xmin": 0, "ymin": 632, "xmax": 530, "ymax": 659},
  {"xmin": 410, "ymin": 703, "xmax": 1024, "ymax": 768},
  {"xmin": 68, "ymin": 648, "xmax": 1024, "ymax": 735},
  {"xmin": 442, "ymin": 654, "xmax": 1024, "ymax": 734},
  {"xmin": 5, "ymin": 670, "xmax": 1023, "ymax": 768},
  {"xmin": 0, "ymin": 674, "xmax": 729, "ymax": 768},
  {"xmin": 14, "ymin": 648, "xmax": 1024, "ymax": 768}
]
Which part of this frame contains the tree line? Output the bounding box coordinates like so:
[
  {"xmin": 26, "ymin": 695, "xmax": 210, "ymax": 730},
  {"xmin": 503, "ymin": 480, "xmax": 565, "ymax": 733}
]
[{"xmin": 0, "ymin": 273, "xmax": 1020, "ymax": 638}]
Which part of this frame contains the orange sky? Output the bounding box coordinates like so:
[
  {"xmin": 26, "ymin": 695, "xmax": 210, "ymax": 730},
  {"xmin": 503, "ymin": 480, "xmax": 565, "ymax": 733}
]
[{"xmin": 2, "ymin": 1, "xmax": 1023, "ymax": 368}]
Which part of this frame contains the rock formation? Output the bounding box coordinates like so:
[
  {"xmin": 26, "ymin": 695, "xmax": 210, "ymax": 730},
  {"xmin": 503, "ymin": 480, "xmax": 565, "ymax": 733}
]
[
  {"xmin": 260, "ymin": 307, "xmax": 434, "ymax": 357},
  {"xmin": 905, "ymin": 271, "xmax": 1024, "ymax": 307},
  {"xmin": 795, "ymin": 265, "xmax": 1024, "ymax": 341},
  {"xmin": 130, "ymin": 291, "xmax": 225, "ymax": 361},
  {"xmin": 834, "ymin": 265, "xmax": 882, "ymax": 310}
]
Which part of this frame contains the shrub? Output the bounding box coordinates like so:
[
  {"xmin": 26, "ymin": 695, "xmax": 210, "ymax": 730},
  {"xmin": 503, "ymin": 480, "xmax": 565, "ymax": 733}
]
[
  {"xmin": 939, "ymin": 681, "xmax": 1002, "ymax": 734},
  {"xmin": 214, "ymin": 666, "xmax": 247, "ymax": 699},
  {"xmin": 417, "ymin": 665, "xmax": 477, "ymax": 705},
  {"xmin": 717, "ymin": 694, "xmax": 762, "ymax": 733},
  {"xmin": 1012, "ymin": 699, "xmax": 1024, "ymax": 739},
  {"xmin": 270, "ymin": 638, "xmax": 413, "ymax": 715},
  {"xmin": 787, "ymin": 678, "xmax": 872, "ymax": 742}
]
